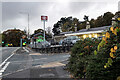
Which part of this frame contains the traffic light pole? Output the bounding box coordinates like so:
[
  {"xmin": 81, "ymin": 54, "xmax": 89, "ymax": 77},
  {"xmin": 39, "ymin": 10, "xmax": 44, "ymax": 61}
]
[{"xmin": 20, "ymin": 38, "xmax": 22, "ymax": 47}]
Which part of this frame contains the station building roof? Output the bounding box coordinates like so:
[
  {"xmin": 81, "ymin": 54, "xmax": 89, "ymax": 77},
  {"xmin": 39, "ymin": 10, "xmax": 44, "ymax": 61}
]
[{"xmin": 58, "ymin": 26, "xmax": 111, "ymax": 36}]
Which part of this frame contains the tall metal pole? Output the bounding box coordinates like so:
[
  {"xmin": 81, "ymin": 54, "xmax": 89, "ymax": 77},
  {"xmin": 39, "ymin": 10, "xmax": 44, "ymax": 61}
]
[
  {"xmin": 19, "ymin": 12, "xmax": 30, "ymax": 39},
  {"xmin": 43, "ymin": 20, "xmax": 46, "ymax": 41},
  {"xmin": 28, "ymin": 13, "xmax": 29, "ymax": 39}
]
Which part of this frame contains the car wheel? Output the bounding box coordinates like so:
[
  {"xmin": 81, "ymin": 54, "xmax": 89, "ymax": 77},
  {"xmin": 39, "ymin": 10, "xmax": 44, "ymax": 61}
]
[{"xmin": 70, "ymin": 42, "xmax": 74, "ymax": 46}]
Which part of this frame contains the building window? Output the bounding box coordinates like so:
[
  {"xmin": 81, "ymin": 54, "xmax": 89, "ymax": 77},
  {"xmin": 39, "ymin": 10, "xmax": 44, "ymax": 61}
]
[{"xmin": 83, "ymin": 35, "xmax": 87, "ymax": 39}]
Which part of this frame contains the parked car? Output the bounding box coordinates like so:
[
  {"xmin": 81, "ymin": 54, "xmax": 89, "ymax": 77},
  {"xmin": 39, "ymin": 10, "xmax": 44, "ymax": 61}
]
[
  {"xmin": 62, "ymin": 36, "xmax": 80, "ymax": 46},
  {"xmin": 59, "ymin": 39, "xmax": 64, "ymax": 45},
  {"xmin": 8, "ymin": 43, "xmax": 13, "ymax": 47}
]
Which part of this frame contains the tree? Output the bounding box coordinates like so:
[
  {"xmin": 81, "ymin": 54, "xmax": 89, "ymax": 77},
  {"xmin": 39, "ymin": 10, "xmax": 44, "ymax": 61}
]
[
  {"xmin": 52, "ymin": 11, "xmax": 115, "ymax": 35},
  {"xmin": 95, "ymin": 15, "xmax": 103, "ymax": 27},
  {"xmin": 102, "ymin": 12, "xmax": 114, "ymax": 26},
  {"xmin": 34, "ymin": 29, "xmax": 45, "ymax": 34},
  {"xmin": 52, "ymin": 22, "xmax": 61, "ymax": 35},
  {"xmin": 77, "ymin": 21, "xmax": 86, "ymax": 30},
  {"xmin": 2, "ymin": 29, "xmax": 26, "ymax": 47},
  {"xmin": 52, "ymin": 17, "xmax": 80, "ymax": 35},
  {"xmin": 31, "ymin": 28, "xmax": 52, "ymax": 41},
  {"xmin": 46, "ymin": 27, "xmax": 51, "ymax": 35},
  {"xmin": 90, "ymin": 19, "xmax": 96, "ymax": 28}
]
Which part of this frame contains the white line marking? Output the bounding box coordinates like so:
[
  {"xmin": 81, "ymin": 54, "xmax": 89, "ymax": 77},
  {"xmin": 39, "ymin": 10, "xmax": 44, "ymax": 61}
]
[
  {"xmin": 0, "ymin": 47, "xmax": 19, "ymax": 78},
  {"xmin": 0, "ymin": 62, "xmax": 10, "ymax": 78},
  {"xmin": 23, "ymin": 47, "xmax": 29, "ymax": 53},
  {"xmin": 1, "ymin": 62, "xmax": 10, "ymax": 72},
  {"xmin": 0, "ymin": 48, "xmax": 20, "ymax": 68}
]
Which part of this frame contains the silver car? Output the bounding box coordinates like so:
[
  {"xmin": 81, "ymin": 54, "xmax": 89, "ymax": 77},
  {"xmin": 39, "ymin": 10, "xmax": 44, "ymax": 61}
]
[{"xmin": 62, "ymin": 36, "xmax": 80, "ymax": 46}]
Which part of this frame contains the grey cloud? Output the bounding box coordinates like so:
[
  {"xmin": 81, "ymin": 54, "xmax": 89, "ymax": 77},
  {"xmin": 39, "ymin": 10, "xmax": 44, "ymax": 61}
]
[{"xmin": 2, "ymin": 2, "xmax": 118, "ymax": 34}]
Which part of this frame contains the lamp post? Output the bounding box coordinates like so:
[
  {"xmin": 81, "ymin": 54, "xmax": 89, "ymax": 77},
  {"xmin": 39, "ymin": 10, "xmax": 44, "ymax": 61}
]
[{"xmin": 19, "ymin": 12, "xmax": 30, "ymax": 39}]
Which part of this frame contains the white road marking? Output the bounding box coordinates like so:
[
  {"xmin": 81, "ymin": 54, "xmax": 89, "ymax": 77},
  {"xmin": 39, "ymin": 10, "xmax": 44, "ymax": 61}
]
[
  {"xmin": 0, "ymin": 47, "xmax": 20, "ymax": 68},
  {"xmin": 0, "ymin": 47, "xmax": 20, "ymax": 78},
  {"xmin": 23, "ymin": 47, "xmax": 29, "ymax": 53},
  {"xmin": 26, "ymin": 47, "xmax": 32, "ymax": 52},
  {"xmin": 0, "ymin": 62, "xmax": 10, "ymax": 78},
  {"xmin": 0, "ymin": 62, "xmax": 10, "ymax": 72}
]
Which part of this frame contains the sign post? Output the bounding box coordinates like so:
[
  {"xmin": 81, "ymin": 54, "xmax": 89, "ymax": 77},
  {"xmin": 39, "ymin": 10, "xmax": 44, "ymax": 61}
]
[{"xmin": 41, "ymin": 16, "xmax": 48, "ymax": 41}]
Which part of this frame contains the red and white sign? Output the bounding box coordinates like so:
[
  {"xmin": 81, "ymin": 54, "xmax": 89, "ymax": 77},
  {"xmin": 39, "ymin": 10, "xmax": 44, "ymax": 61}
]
[{"xmin": 41, "ymin": 16, "xmax": 48, "ymax": 21}]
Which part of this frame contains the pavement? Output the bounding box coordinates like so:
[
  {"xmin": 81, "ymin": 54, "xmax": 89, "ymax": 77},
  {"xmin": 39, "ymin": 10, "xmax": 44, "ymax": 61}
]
[{"xmin": 0, "ymin": 47, "xmax": 73, "ymax": 80}]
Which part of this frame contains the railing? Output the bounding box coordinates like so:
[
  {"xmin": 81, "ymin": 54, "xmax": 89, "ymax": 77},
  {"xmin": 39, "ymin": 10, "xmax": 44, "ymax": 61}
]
[{"xmin": 31, "ymin": 44, "xmax": 73, "ymax": 53}]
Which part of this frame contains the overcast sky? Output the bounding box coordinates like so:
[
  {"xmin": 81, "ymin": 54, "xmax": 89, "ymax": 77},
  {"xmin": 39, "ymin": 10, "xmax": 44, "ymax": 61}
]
[{"xmin": 1, "ymin": 0, "xmax": 119, "ymax": 34}]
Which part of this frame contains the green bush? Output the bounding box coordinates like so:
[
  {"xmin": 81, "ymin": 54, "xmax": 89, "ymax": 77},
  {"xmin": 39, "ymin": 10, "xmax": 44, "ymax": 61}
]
[
  {"xmin": 86, "ymin": 22, "xmax": 120, "ymax": 80},
  {"xmin": 68, "ymin": 21, "xmax": 120, "ymax": 80},
  {"xmin": 68, "ymin": 38, "xmax": 100, "ymax": 78}
]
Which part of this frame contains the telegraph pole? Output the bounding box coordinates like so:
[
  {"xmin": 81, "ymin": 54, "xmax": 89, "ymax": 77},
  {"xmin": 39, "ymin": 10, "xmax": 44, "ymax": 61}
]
[{"xmin": 28, "ymin": 13, "xmax": 30, "ymax": 39}]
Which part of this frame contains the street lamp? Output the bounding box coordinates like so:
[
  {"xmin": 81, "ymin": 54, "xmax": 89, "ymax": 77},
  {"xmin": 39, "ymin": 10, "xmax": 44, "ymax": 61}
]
[{"xmin": 19, "ymin": 12, "xmax": 30, "ymax": 39}]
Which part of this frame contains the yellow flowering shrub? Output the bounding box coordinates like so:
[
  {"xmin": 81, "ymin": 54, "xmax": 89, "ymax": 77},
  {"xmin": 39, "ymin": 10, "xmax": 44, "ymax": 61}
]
[
  {"xmin": 86, "ymin": 18, "xmax": 120, "ymax": 80},
  {"xmin": 110, "ymin": 27, "xmax": 114, "ymax": 32},
  {"xmin": 105, "ymin": 32, "xmax": 110, "ymax": 38}
]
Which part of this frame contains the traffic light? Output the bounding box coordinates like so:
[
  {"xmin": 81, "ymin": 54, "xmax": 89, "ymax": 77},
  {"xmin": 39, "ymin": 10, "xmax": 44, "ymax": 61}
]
[
  {"xmin": 2, "ymin": 41, "xmax": 4, "ymax": 44},
  {"xmin": 23, "ymin": 41, "xmax": 26, "ymax": 46},
  {"xmin": 2, "ymin": 41, "xmax": 5, "ymax": 47}
]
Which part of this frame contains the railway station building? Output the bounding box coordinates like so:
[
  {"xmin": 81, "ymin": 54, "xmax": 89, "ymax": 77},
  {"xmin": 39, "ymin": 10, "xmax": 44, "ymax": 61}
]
[{"xmin": 54, "ymin": 26, "xmax": 111, "ymax": 42}]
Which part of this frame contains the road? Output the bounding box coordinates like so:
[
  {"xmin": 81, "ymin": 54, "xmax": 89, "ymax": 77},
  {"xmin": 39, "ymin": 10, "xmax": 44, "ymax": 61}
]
[
  {"xmin": 1, "ymin": 47, "xmax": 18, "ymax": 62},
  {"xmin": 0, "ymin": 47, "xmax": 72, "ymax": 79}
]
